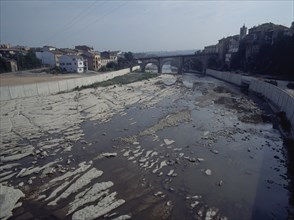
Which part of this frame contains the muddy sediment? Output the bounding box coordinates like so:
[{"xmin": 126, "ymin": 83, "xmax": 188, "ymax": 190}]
[{"xmin": 0, "ymin": 73, "xmax": 292, "ymax": 219}]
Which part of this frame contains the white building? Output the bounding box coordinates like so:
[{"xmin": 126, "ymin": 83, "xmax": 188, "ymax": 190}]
[
  {"xmin": 59, "ymin": 55, "xmax": 86, "ymax": 73},
  {"xmin": 39, "ymin": 51, "xmax": 63, "ymax": 67}
]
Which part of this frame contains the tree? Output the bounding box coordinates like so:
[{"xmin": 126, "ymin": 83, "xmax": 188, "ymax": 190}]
[
  {"xmin": 106, "ymin": 61, "xmax": 119, "ymax": 70},
  {"xmin": 99, "ymin": 66, "xmax": 107, "ymax": 72},
  {"xmin": 231, "ymin": 35, "xmax": 294, "ymax": 79},
  {"xmin": 124, "ymin": 51, "xmax": 134, "ymax": 62},
  {"xmin": 186, "ymin": 58, "xmax": 203, "ymax": 72},
  {"xmin": 18, "ymin": 51, "xmax": 42, "ymax": 70},
  {"xmin": 207, "ymin": 57, "xmax": 221, "ymax": 70},
  {"xmin": 0, "ymin": 57, "xmax": 8, "ymax": 73}
]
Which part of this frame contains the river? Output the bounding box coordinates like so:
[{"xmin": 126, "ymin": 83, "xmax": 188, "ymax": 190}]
[{"xmin": 0, "ymin": 72, "xmax": 292, "ymax": 219}]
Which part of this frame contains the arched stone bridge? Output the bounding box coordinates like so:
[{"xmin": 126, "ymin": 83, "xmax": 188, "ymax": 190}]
[{"xmin": 130, "ymin": 53, "xmax": 218, "ymax": 74}]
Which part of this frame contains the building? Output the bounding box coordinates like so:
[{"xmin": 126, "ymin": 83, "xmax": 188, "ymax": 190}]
[
  {"xmin": 203, "ymin": 45, "xmax": 218, "ymax": 54},
  {"xmin": 0, "ymin": 48, "xmax": 18, "ymax": 58},
  {"xmin": 5, "ymin": 59, "xmax": 18, "ymax": 72},
  {"xmin": 34, "ymin": 46, "xmax": 63, "ymax": 67},
  {"xmin": 75, "ymin": 45, "xmax": 93, "ymax": 52},
  {"xmin": 283, "ymin": 21, "xmax": 294, "ymax": 36},
  {"xmin": 0, "ymin": 58, "xmax": 18, "ymax": 73},
  {"xmin": 215, "ymin": 25, "xmax": 247, "ymax": 67},
  {"xmin": 224, "ymin": 35, "xmax": 240, "ymax": 66},
  {"xmin": 59, "ymin": 55, "xmax": 87, "ymax": 73},
  {"xmin": 80, "ymin": 51, "xmax": 101, "ymax": 71},
  {"xmin": 74, "ymin": 45, "xmax": 101, "ymax": 71},
  {"xmin": 35, "ymin": 48, "xmax": 44, "ymax": 61},
  {"xmin": 59, "ymin": 48, "xmax": 79, "ymax": 55},
  {"xmin": 239, "ymin": 24, "xmax": 247, "ymax": 41},
  {"xmin": 242, "ymin": 22, "xmax": 289, "ymax": 59},
  {"xmin": 39, "ymin": 50, "xmax": 63, "ymax": 67},
  {"xmin": 100, "ymin": 51, "xmax": 118, "ymax": 66},
  {"xmin": 42, "ymin": 45, "xmax": 56, "ymax": 52},
  {"xmin": 0, "ymin": 44, "xmax": 11, "ymax": 49},
  {"xmin": 217, "ymin": 37, "xmax": 231, "ymax": 65}
]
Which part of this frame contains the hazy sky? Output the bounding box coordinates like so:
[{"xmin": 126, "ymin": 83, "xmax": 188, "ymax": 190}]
[{"xmin": 1, "ymin": 0, "xmax": 293, "ymax": 52}]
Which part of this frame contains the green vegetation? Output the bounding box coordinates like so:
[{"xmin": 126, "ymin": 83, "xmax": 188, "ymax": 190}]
[
  {"xmin": 287, "ymin": 82, "xmax": 294, "ymax": 89},
  {"xmin": 124, "ymin": 51, "xmax": 134, "ymax": 62},
  {"xmin": 118, "ymin": 51, "xmax": 136, "ymax": 69},
  {"xmin": 0, "ymin": 57, "xmax": 7, "ymax": 73},
  {"xmin": 0, "ymin": 51, "xmax": 42, "ymax": 73},
  {"xmin": 20, "ymin": 51, "xmax": 42, "ymax": 70},
  {"xmin": 186, "ymin": 58, "xmax": 203, "ymax": 72},
  {"xmin": 99, "ymin": 62, "xmax": 120, "ymax": 72},
  {"xmin": 74, "ymin": 72, "xmax": 157, "ymax": 91}
]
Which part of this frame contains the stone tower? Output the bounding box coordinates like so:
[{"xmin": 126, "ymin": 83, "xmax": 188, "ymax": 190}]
[{"xmin": 240, "ymin": 24, "xmax": 247, "ymax": 40}]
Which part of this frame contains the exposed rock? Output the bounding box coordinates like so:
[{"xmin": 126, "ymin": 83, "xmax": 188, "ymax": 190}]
[
  {"xmin": 71, "ymin": 192, "xmax": 125, "ymax": 220},
  {"xmin": 111, "ymin": 215, "xmax": 132, "ymax": 220},
  {"xmin": 205, "ymin": 208, "xmax": 218, "ymax": 220},
  {"xmin": 154, "ymin": 191, "xmax": 165, "ymax": 197},
  {"xmin": 205, "ymin": 169, "xmax": 212, "ymax": 176},
  {"xmin": 101, "ymin": 153, "xmax": 117, "ymax": 158},
  {"xmin": 0, "ymin": 183, "xmax": 25, "ymax": 220},
  {"xmin": 164, "ymin": 139, "xmax": 175, "ymax": 145},
  {"xmin": 166, "ymin": 201, "xmax": 172, "ymax": 206},
  {"xmin": 190, "ymin": 201, "xmax": 199, "ymax": 208},
  {"xmin": 184, "ymin": 156, "xmax": 197, "ymax": 163},
  {"xmin": 211, "ymin": 150, "xmax": 219, "ymax": 154}
]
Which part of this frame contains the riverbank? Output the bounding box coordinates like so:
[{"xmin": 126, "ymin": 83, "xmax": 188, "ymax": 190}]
[{"xmin": 206, "ymin": 69, "xmax": 294, "ymax": 138}]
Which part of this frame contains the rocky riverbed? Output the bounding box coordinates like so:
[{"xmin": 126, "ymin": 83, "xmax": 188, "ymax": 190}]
[{"xmin": 0, "ymin": 73, "xmax": 292, "ymax": 219}]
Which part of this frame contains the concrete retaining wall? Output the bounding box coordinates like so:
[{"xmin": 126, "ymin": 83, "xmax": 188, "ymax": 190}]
[
  {"xmin": 206, "ymin": 69, "xmax": 294, "ymax": 131},
  {"xmin": 249, "ymin": 79, "xmax": 294, "ymax": 130},
  {"xmin": 206, "ymin": 69, "xmax": 242, "ymax": 86},
  {"xmin": 0, "ymin": 67, "xmax": 139, "ymax": 101}
]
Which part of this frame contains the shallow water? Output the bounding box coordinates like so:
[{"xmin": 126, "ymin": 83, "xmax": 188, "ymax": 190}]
[{"xmin": 75, "ymin": 73, "xmax": 290, "ymax": 219}]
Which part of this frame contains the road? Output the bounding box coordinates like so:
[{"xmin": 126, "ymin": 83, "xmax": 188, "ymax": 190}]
[{"xmin": 0, "ymin": 73, "xmax": 292, "ymax": 219}]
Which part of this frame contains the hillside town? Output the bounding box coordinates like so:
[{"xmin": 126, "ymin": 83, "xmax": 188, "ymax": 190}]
[
  {"xmin": 0, "ymin": 44, "xmax": 123, "ymax": 73},
  {"xmin": 1, "ymin": 22, "xmax": 294, "ymax": 75},
  {"xmin": 202, "ymin": 21, "xmax": 294, "ymax": 71}
]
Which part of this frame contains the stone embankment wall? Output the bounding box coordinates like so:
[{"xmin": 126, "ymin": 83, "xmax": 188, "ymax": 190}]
[
  {"xmin": 207, "ymin": 69, "xmax": 294, "ymax": 131},
  {"xmin": 0, "ymin": 67, "xmax": 139, "ymax": 101}
]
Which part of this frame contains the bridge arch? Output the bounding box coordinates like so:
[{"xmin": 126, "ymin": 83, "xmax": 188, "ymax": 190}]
[
  {"xmin": 160, "ymin": 58, "xmax": 180, "ymax": 73},
  {"xmin": 140, "ymin": 59, "xmax": 160, "ymax": 73}
]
